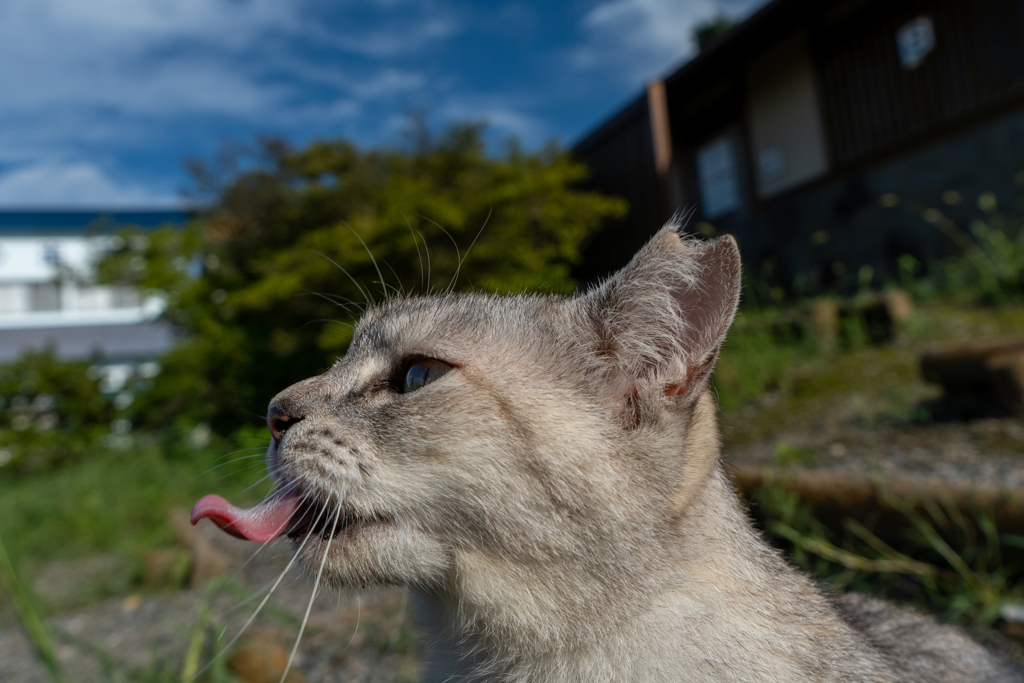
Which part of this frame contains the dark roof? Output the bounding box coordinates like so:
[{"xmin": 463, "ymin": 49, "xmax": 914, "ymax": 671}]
[
  {"xmin": 0, "ymin": 210, "xmax": 192, "ymax": 233},
  {"xmin": 572, "ymin": 0, "xmax": 841, "ymax": 152}
]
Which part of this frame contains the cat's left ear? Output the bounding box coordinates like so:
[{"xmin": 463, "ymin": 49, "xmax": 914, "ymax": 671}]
[{"xmin": 583, "ymin": 223, "xmax": 741, "ymax": 408}]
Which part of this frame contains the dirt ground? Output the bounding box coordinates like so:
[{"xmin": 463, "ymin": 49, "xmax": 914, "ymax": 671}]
[
  {"xmin": 0, "ymin": 522, "xmax": 422, "ymax": 683},
  {"xmin": 726, "ymin": 410, "xmax": 1024, "ymax": 490},
  {"xmin": 6, "ymin": 413, "xmax": 1023, "ymax": 682}
]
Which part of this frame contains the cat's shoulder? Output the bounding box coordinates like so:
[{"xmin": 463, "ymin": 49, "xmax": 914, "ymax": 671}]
[{"xmin": 833, "ymin": 592, "xmax": 1024, "ymax": 682}]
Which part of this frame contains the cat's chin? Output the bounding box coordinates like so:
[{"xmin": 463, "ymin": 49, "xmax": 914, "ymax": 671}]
[{"xmin": 294, "ymin": 519, "xmax": 449, "ymax": 589}]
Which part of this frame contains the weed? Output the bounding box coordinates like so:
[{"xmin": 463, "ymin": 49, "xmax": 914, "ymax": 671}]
[
  {"xmin": 0, "ymin": 531, "xmax": 67, "ymax": 683},
  {"xmin": 773, "ymin": 442, "xmax": 817, "ymax": 467},
  {"xmin": 0, "ymin": 443, "xmax": 264, "ymax": 566},
  {"xmin": 752, "ymin": 484, "xmax": 1024, "ymax": 629}
]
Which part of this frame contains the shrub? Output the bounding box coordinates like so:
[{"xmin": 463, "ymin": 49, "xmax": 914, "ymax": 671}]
[
  {"xmin": 0, "ymin": 351, "xmax": 116, "ymax": 474},
  {"xmin": 98, "ymin": 123, "xmax": 626, "ymax": 433}
]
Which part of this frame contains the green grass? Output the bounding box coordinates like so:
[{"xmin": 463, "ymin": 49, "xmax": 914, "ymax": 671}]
[
  {"xmin": 0, "ymin": 438, "xmax": 267, "ymax": 566},
  {"xmin": 713, "ymin": 302, "xmax": 1024, "ymax": 445},
  {"xmin": 0, "ymin": 531, "xmax": 67, "ymax": 683},
  {"xmin": 750, "ymin": 480, "xmax": 1024, "ymax": 630}
]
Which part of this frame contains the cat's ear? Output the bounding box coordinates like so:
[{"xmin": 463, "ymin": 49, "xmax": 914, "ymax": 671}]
[{"xmin": 583, "ymin": 223, "xmax": 741, "ymax": 410}]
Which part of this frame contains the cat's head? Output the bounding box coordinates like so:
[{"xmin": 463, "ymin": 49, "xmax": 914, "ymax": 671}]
[{"xmin": 193, "ymin": 224, "xmax": 740, "ymax": 603}]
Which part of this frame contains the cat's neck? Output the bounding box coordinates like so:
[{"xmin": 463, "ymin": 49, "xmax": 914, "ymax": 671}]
[{"xmin": 410, "ymin": 401, "xmax": 884, "ymax": 682}]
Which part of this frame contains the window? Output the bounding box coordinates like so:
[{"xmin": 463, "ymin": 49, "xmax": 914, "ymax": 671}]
[
  {"xmin": 75, "ymin": 286, "xmax": 106, "ymax": 311},
  {"xmin": 42, "ymin": 242, "xmax": 60, "ymax": 266},
  {"xmin": 0, "ymin": 285, "xmax": 24, "ymax": 313},
  {"xmin": 696, "ymin": 135, "xmax": 742, "ymax": 220},
  {"xmin": 112, "ymin": 286, "xmax": 140, "ymax": 308},
  {"xmin": 29, "ymin": 282, "xmax": 61, "ymax": 311}
]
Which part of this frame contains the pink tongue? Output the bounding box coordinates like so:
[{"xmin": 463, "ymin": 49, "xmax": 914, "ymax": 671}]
[{"xmin": 191, "ymin": 489, "xmax": 302, "ymax": 543}]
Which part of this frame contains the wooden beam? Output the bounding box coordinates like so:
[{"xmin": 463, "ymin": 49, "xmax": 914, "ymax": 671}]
[{"xmin": 647, "ymin": 80, "xmax": 674, "ymax": 222}]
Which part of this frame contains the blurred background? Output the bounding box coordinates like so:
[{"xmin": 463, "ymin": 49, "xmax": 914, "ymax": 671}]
[{"xmin": 3, "ymin": 0, "xmax": 1024, "ymax": 681}]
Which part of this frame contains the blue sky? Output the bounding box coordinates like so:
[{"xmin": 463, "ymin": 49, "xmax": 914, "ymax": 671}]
[{"xmin": 0, "ymin": 0, "xmax": 765, "ymax": 208}]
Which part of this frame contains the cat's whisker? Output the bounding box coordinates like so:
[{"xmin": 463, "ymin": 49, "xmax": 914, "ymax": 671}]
[
  {"xmin": 370, "ymin": 251, "xmax": 406, "ymax": 299},
  {"xmin": 302, "ymin": 289, "xmax": 363, "ymax": 315},
  {"xmin": 401, "ymin": 211, "xmax": 425, "ymax": 292},
  {"xmin": 371, "ymin": 279, "xmax": 404, "ymax": 300},
  {"xmin": 231, "ymin": 473, "xmax": 276, "ymax": 499},
  {"xmin": 418, "ymin": 214, "xmax": 461, "ymax": 293},
  {"xmin": 310, "ymin": 249, "xmax": 371, "ymax": 308},
  {"xmin": 279, "ymin": 502, "xmax": 343, "ymax": 683},
  {"xmin": 205, "ymin": 540, "xmax": 283, "ymax": 627},
  {"xmin": 191, "ymin": 451, "xmax": 268, "ymax": 481},
  {"xmin": 188, "ymin": 494, "xmax": 326, "ymax": 683},
  {"xmin": 417, "ymin": 228, "xmax": 432, "ymax": 292},
  {"xmin": 341, "ymin": 593, "xmax": 362, "ymax": 655},
  {"xmin": 450, "ymin": 207, "xmax": 491, "ymax": 294},
  {"xmin": 342, "ymin": 222, "xmax": 387, "ymax": 302},
  {"xmin": 211, "ymin": 461, "xmax": 272, "ymax": 484},
  {"xmin": 302, "ymin": 318, "xmax": 357, "ymax": 333},
  {"xmin": 364, "ymin": 471, "xmax": 413, "ymax": 661},
  {"xmin": 214, "ymin": 446, "xmax": 268, "ymax": 460}
]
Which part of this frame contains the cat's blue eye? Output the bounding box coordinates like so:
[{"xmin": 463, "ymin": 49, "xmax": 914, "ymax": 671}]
[{"xmin": 403, "ymin": 359, "xmax": 452, "ymax": 393}]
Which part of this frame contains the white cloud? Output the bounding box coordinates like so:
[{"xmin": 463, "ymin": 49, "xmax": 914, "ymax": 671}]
[
  {"xmin": 310, "ymin": 18, "xmax": 460, "ymax": 58},
  {"xmin": 351, "ymin": 69, "xmax": 427, "ymax": 100},
  {"xmin": 7, "ymin": 0, "xmax": 296, "ymax": 46},
  {"xmin": 0, "ymin": 3, "xmax": 290, "ymax": 119},
  {"xmin": 0, "ymin": 1, "xmax": 456, "ymax": 118},
  {"xmin": 0, "ymin": 163, "xmax": 180, "ymax": 208},
  {"xmin": 0, "ymin": 0, "xmax": 463, "ymax": 208},
  {"xmin": 574, "ymin": 0, "xmax": 766, "ymax": 82}
]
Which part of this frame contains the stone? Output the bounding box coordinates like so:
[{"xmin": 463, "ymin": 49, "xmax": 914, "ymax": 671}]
[
  {"xmin": 166, "ymin": 506, "xmax": 234, "ymax": 587},
  {"xmin": 806, "ymin": 289, "xmax": 913, "ymax": 348},
  {"xmin": 141, "ymin": 548, "xmax": 190, "ymax": 588},
  {"xmin": 229, "ymin": 629, "xmax": 307, "ymax": 683},
  {"xmin": 921, "ymin": 339, "xmax": 1024, "ymax": 413},
  {"xmin": 729, "ymin": 465, "xmax": 1024, "ymax": 536},
  {"xmin": 31, "ymin": 555, "xmax": 128, "ymax": 610},
  {"xmin": 808, "ymin": 299, "xmax": 838, "ymax": 349}
]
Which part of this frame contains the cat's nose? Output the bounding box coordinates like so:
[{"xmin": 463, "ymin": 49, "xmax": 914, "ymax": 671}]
[{"xmin": 267, "ymin": 405, "xmax": 303, "ymax": 442}]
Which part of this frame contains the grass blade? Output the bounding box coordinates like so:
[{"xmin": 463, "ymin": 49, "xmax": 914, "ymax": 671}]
[{"xmin": 0, "ymin": 531, "xmax": 68, "ymax": 683}]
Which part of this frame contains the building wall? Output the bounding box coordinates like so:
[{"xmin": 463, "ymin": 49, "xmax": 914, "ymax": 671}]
[
  {"xmin": 574, "ymin": 100, "xmax": 663, "ymax": 283},
  {"xmin": 0, "ymin": 235, "xmax": 164, "ymax": 330},
  {"xmin": 571, "ymin": 0, "xmax": 1024, "ymax": 293},
  {"xmin": 0, "ymin": 322, "xmax": 175, "ymax": 363},
  {"xmin": 717, "ymin": 103, "xmax": 1024, "ymax": 292},
  {"xmin": 816, "ymin": 0, "xmax": 1024, "ymax": 168},
  {"xmin": 746, "ymin": 31, "xmax": 830, "ymax": 198},
  {"xmin": 0, "ymin": 212, "xmax": 186, "ymax": 363}
]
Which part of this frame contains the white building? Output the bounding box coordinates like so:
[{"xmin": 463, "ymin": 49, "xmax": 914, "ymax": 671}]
[{"xmin": 0, "ymin": 211, "xmax": 187, "ymax": 364}]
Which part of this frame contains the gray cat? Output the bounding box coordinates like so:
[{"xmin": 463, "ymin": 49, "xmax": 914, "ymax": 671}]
[{"xmin": 193, "ymin": 224, "xmax": 1023, "ymax": 682}]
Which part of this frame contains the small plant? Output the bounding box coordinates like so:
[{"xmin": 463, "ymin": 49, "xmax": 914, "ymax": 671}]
[
  {"xmin": 0, "ymin": 350, "xmax": 116, "ymax": 474},
  {"xmin": 752, "ymin": 483, "xmax": 1024, "ymax": 629},
  {"xmin": 885, "ymin": 186, "xmax": 1024, "ymax": 305},
  {"xmin": 773, "ymin": 442, "xmax": 816, "ymax": 467},
  {"xmin": 0, "ymin": 531, "xmax": 67, "ymax": 683}
]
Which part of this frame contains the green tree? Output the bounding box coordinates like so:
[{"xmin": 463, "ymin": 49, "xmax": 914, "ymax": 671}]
[
  {"xmin": 0, "ymin": 350, "xmax": 118, "ymax": 473},
  {"xmin": 692, "ymin": 14, "xmax": 735, "ymax": 50},
  {"xmin": 100, "ymin": 124, "xmax": 626, "ymax": 433}
]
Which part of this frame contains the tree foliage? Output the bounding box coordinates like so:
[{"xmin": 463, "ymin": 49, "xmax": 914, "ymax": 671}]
[
  {"xmin": 99, "ymin": 124, "xmax": 626, "ymax": 433},
  {"xmin": 0, "ymin": 350, "xmax": 119, "ymax": 473},
  {"xmin": 692, "ymin": 14, "xmax": 736, "ymax": 50}
]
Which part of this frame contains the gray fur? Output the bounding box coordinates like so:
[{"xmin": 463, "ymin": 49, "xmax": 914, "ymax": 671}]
[{"xmin": 264, "ymin": 224, "xmax": 1022, "ymax": 682}]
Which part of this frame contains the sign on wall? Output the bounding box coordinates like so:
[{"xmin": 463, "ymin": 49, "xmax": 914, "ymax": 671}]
[{"xmin": 897, "ymin": 16, "xmax": 935, "ymax": 69}]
